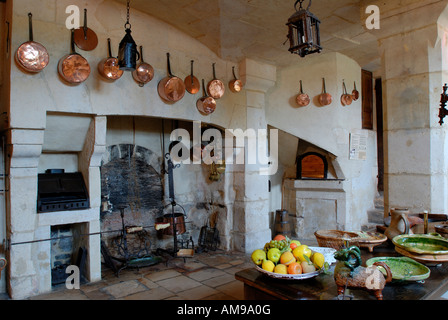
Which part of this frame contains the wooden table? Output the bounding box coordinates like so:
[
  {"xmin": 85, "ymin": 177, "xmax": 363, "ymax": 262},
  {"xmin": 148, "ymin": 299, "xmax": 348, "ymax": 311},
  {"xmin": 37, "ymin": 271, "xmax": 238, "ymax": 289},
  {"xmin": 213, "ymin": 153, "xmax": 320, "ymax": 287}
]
[{"xmin": 235, "ymin": 244, "xmax": 448, "ymax": 300}]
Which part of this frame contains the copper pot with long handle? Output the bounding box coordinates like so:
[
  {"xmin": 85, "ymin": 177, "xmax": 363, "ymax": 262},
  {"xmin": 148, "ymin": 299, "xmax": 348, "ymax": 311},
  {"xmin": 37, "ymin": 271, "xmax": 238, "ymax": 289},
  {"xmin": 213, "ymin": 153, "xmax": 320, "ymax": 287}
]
[
  {"xmin": 229, "ymin": 66, "xmax": 243, "ymax": 93},
  {"xmin": 58, "ymin": 29, "xmax": 91, "ymax": 84},
  {"xmin": 352, "ymin": 81, "xmax": 359, "ymax": 101},
  {"xmin": 73, "ymin": 8, "xmax": 98, "ymax": 51},
  {"xmin": 319, "ymin": 78, "xmax": 332, "ymax": 106},
  {"xmin": 132, "ymin": 46, "xmax": 154, "ymax": 87},
  {"xmin": 197, "ymin": 79, "xmax": 217, "ymax": 116},
  {"xmin": 296, "ymin": 80, "xmax": 310, "ymax": 107},
  {"xmin": 98, "ymin": 38, "xmax": 123, "ymax": 81},
  {"xmin": 185, "ymin": 60, "xmax": 200, "ymax": 94},
  {"xmin": 341, "ymin": 80, "xmax": 353, "ymax": 106},
  {"xmin": 15, "ymin": 13, "xmax": 49, "ymax": 73},
  {"xmin": 158, "ymin": 52, "xmax": 186, "ymax": 103},
  {"xmin": 207, "ymin": 63, "xmax": 225, "ymax": 99}
]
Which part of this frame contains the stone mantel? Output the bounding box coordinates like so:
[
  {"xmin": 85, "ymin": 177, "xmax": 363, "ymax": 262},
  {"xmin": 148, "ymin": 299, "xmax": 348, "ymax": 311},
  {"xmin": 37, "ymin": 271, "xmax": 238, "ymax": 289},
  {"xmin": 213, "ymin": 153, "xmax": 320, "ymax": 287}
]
[
  {"xmin": 283, "ymin": 178, "xmax": 348, "ymax": 240},
  {"xmin": 287, "ymin": 179, "xmax": 346, "ymax": 192}
]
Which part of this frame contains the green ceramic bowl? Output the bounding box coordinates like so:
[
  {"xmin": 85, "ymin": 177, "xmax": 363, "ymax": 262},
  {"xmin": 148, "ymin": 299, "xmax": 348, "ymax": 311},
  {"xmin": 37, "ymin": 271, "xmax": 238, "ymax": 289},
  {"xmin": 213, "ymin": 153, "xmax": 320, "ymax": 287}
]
[
  {"xmin": 366, "ymin": 256, "xmax": 430, "ymax": 281},
  {"xmin": 392, "ymin": 234, "xmax": 448, "ymax": 255}
]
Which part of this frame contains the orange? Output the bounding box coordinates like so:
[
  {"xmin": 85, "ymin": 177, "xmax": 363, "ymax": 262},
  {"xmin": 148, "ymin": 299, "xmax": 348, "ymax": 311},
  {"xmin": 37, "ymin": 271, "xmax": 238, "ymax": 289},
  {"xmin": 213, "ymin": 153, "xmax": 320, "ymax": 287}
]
[
  {"xmin": 290, "ymin": 242, "xmax": 298, "ymax": 250},
  {"xmin": 280, "ymin": 251, "xmax": 295, "ymax": 266},
  {"xmin": 273, "ymin": 234, "xmax": 286, "ymax": 241},
  {"xmin": 287, "ymin": 262, "xmax": 302, "ymax": 275}
]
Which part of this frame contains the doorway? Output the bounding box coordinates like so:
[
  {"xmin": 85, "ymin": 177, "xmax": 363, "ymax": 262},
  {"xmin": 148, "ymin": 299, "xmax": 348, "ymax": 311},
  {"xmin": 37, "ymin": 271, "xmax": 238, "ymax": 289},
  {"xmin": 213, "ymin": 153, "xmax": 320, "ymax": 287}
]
[{"xmin": 375, "ymin": 78, "xmax": 384, "ymax": 192}]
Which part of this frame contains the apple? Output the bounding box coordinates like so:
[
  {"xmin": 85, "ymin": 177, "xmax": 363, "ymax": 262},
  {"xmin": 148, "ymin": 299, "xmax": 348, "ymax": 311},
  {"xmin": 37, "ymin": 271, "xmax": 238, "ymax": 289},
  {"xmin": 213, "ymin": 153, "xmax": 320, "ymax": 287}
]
[
  {"xmin": 267, "ymin": 248, "xmax": 281, "ymax": 264},
  {"xmin": 251, "ymin": 249, "xmax": 266, "ymax": 265},
  {"xmin": 291, "ymin": 240, "xmax": 301, "ymax": 247}
]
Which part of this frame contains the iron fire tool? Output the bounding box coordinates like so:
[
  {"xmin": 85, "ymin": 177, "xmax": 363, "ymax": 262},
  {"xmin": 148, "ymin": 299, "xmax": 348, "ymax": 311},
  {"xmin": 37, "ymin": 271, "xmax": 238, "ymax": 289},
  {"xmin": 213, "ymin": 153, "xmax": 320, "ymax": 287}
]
[
  {"xmin": 439, "ymin": 83, "xmax": 448, "ymax": 125},
  {"xmin": 100, "ymin": 204, "xmax": 162, "ymax": 277},
  {"xmin": 156, "ymin": 153, "xmax": 194, "ymax": 261}
]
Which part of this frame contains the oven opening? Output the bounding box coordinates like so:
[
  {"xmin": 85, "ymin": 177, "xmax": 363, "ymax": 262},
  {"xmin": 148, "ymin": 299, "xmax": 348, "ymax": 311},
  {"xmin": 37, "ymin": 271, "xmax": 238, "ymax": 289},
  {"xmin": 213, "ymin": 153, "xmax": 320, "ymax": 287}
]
[{"xmin": 297, "ymin": 152, "xmax": 328, "ymax": 180}]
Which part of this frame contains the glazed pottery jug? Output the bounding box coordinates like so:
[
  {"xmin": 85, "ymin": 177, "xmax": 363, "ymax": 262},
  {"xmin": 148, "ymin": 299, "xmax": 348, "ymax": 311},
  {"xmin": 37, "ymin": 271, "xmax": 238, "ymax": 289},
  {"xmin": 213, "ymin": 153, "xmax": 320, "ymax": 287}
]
[{"xmin": 385, "ymin": 208, "xmax": 411, "ymax": 241}]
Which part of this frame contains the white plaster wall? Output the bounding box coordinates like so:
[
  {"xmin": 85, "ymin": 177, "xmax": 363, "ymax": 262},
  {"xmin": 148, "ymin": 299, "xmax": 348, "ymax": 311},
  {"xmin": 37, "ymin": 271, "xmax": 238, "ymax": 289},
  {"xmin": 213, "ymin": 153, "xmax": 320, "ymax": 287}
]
[{"xmin": 266, "ymin": 52, "xmax": 378, "ymax": 231}]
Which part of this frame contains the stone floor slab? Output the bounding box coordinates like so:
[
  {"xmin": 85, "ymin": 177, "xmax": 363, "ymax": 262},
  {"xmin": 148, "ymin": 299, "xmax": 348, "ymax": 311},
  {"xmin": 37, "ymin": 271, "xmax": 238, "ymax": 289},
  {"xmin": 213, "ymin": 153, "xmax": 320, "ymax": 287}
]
[
  {"xmin": 102, "ymin": 280, "xmax": 147, "ymax": 299},
  {"xmin": 156, "ymin": 275, "xmax": 202, "ymax": 293}
]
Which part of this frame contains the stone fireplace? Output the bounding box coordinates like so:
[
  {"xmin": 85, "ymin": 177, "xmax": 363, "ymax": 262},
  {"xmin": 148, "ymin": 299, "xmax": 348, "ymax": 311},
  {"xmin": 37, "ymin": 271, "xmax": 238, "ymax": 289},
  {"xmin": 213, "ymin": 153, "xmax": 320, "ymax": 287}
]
[
  {"xmin": 2, "ymin": 0, "xmax": 279, "ymax": 299},
  {"xmin": 280, "ymin": 138, "xmax": 348, "ymax": 240}
]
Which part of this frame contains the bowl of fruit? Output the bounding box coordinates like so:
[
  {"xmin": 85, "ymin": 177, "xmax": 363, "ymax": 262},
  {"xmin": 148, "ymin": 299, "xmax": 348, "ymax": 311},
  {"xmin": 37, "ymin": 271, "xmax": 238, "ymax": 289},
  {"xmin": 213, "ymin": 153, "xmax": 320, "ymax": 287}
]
[{"xmin": 251, "ymin": 235, "xmax": 334, "ymax": 280}]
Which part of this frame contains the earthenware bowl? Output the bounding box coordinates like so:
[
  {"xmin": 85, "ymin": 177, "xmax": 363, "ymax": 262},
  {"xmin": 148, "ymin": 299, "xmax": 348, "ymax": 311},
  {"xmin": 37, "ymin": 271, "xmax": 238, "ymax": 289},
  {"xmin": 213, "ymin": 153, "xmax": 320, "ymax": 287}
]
[
  {"xmin": 395, "ymin": 246, "xmax": 448, "ymax": 266},
  {"xmin": 392, "ymin": 234, "xmax": 448, "ymax": 255},
  {"xmin": 355, "ymin": 231, "xmax": 388, "ymax": 252},
  {"xmin": 435, "ymin": 224, "xmax": 448, "ymax": 239},
  {"xmin": 366, "ymin": 256, "xmax": 430, "ymax": 282}
]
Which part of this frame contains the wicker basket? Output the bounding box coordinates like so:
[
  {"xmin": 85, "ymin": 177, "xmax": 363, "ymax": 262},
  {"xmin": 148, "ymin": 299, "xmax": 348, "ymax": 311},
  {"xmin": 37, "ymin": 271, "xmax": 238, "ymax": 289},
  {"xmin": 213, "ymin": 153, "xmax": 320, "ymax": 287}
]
[{"xmin": 314, "ymin": 230, "xmax": 360, "ymax": 250}]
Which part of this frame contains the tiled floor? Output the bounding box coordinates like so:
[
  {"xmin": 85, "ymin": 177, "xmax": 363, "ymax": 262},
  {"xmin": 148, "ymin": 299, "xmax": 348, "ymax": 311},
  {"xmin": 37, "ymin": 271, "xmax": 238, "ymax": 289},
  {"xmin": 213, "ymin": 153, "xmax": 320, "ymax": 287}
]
[
  {"xmin": 21, "ymin": 250, "xmax": 252, "ymax": 300},
  {"xmin": 2, "ymin": 247, "xmax": 448, "ymax": 300}
]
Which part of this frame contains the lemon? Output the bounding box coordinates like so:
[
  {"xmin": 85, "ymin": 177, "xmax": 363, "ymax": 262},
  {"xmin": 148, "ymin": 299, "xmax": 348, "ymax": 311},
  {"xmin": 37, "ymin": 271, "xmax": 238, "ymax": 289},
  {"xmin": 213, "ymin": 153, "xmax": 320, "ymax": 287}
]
[
  {"xmin": 274, "ymin": 264, "xmax": 288, "ymax": 274},
  {"xmin": 292, "ymin": 245, "xmax": 312, "ymax": 262},
  {"xmin": 262, "ymin": 260, "xmax": 275, "ymax": 272},
  {"xmin": 311, "ymin": 252, "xmax": 325, "ymax": 269},
  {"xmin": 251, "ymin": 249, "xmax": 266, "ymax": 265}
]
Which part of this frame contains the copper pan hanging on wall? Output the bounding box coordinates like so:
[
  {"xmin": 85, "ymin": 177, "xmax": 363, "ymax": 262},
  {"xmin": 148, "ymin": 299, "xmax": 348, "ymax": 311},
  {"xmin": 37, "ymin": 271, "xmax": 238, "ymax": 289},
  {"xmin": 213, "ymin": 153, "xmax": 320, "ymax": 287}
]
[
  {"xmin": 196, "ymin": 79, "xmax": 217, "ymax": 116},
  {"xmin": 73, "ymin": 8, "xmax": 98, "ymax": 51},
  {"xmin": 98, "ymin": 38, "xmax": 123, "ymax": 81},
  {"xmin": 229, "ymin": 66, "xmax": 243, "ymax": 93},
  {"xmin": 207, "ymin": 63, "xmax": 225, "ymax": 99},
  {"xmin": 341, "ymin": 80, "xmax": 353, "ymax": 106},
  {"xmin": 15, "ymin": 13, "xmax": 49, "ymax": 73},
  {"xmin": 132, "ymin": 46, "xmax": 154, "ymax": 87},
  {"xmin": 158, "ymin": 52, "xmax": 186, "ymax": 103},
  {"xmin": 352, "ymin": 81, "xmax": 359, "ymax": 101},
  {"xmin": 318, "ymin": 78, "xmax": 332, "ymax": 106},
  {"xmin": 58, "ymin": 29, "xmax": 91, "ymax": 84},
  {"xmin": 184, "ymin": 60, "xmax": 200, "ymax": 94},
  {"xmin": 296, "ymin": 80, "xmax": 310, "ymax": 107}
]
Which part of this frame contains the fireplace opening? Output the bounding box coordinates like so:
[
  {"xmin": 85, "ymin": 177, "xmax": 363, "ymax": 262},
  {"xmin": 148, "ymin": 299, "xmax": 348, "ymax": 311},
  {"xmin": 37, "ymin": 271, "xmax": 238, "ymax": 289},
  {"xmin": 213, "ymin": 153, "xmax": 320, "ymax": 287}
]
[{"xmin": 50, "ymin": 224, "xmax": 87, "ymax": 286}]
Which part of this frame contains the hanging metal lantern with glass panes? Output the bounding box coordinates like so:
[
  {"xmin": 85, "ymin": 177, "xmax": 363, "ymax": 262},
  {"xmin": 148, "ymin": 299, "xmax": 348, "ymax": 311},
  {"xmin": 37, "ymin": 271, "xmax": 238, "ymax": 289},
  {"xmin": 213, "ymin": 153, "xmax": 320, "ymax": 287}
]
[
  {"xmin": 286, "ymin": 0, "xmax": 322, "ymax": 58},
  {"xmin": 118, "ymin": 0, "xmax": 139, "ymax": 71}
]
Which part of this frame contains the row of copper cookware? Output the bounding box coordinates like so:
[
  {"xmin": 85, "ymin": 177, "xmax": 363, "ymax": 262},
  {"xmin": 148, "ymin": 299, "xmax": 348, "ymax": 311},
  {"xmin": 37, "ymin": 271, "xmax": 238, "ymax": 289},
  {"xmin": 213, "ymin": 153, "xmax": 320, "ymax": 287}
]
[
  {"xmin": 15, "ymin": 12, "xmax": 242, "ymax": 111},
  {"xmin": 296, "ymin": 78, "xmax": 359, "ymax": 107},
  {"xmin": 16, "ymin": 11, "xmax": 97, "ymax": 83}
]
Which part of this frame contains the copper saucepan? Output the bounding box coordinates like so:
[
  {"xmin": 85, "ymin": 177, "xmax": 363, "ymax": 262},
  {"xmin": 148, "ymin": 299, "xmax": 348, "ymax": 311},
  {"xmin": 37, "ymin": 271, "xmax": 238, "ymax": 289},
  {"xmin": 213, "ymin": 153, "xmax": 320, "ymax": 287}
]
[
  {"xmin": 352, "ymin": 81, "xmax": 359, "ymax": 101},
  {"xmin": 319, "ymin": 78, "xmax": 332, "ymax": 106},
  {"xmin": 197, "ymin": 79, "xmax": 217, "ymax": 116},
  {"xmin": 296, "ymin": 80, "xmax": 310, "ymax": 107},
  {"xmin": 229, "ymin": 66, "xmax": 243, "ymax": 93},
  {"xmin": 341, "ymin": 80, "xmax": 353, "ymax": 106},
  {"xmin": 98, "ymin": 38, "xmax": 123, "ymax": 81},
  {"xmin": 132, "ymin": 46, "xmax": 154, "ymax": 87},
  {"xmin": 207, "ymin": 63, "xmax": 225, "ymax": 99},
  {"xmin": 58, "ymin": 29, "xmax": 91, "ymax": 84},
  {"xmin": 15, "ymin": 13, "xmax": 49, "ymax": 73},
  {"xmin": 158, "ymin": 52, "xmax": 186, "ymax": 103},
  {"xmin": 73, "ymin": 8, "xmax": 98, "ymax": 51},
  {"xmin": 185, "ymin": 60, "xmax": 200, "ymax": 94}
]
